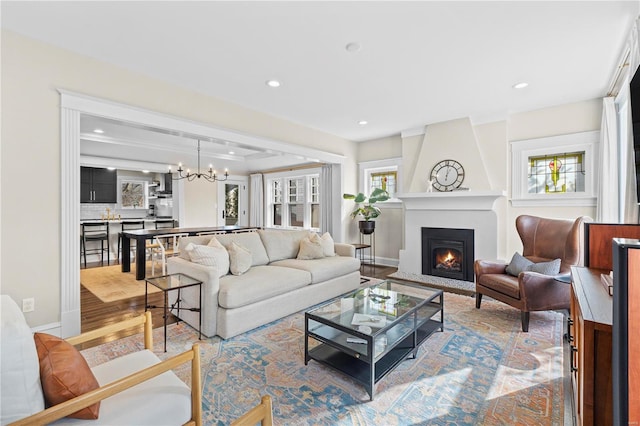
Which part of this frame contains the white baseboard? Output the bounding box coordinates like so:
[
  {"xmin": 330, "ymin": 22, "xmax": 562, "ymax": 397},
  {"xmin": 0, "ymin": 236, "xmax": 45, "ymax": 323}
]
[
  {"xmin": 31, "ymin": 322, "xmax": 62, "ymax": 337},
  {"xmin": 370, "ymin": 256, "xmax": 398, "ymax": 267}
]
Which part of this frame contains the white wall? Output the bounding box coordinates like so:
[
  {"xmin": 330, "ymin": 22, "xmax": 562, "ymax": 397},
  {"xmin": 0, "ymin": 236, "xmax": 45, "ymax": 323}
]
[
  {"xmin": 182, "ymin": 178, "xmax": 218, "ymax": 227},
  {"xmin": 351, "ymin": 135, "xmax": 403, "ymax": 265},
  {"xmin": 0, "ymin": 30, "xmax": 357, "ymax": 328},
  {"xmin": 359, "ymin": 99, "xmax": 602, "ymax": 264}
]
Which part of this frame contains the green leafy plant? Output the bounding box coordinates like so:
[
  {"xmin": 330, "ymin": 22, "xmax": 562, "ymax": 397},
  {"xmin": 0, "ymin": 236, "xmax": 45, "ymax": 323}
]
[{"xmin": 343, "ymin": 188, "xmax": 390, "ymax": 221}]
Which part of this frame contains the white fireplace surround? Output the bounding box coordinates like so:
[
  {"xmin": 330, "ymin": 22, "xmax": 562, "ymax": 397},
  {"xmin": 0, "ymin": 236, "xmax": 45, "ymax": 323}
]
[{"xmin": 397, "ymin": 191, "xmax": 506, "ymax": 280}]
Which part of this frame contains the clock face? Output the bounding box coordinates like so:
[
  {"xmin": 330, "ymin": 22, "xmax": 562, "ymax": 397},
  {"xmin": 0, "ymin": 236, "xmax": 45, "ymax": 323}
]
[{"xmin": 429, "ymin": 160, "xmax": 465, "ymax": 192}]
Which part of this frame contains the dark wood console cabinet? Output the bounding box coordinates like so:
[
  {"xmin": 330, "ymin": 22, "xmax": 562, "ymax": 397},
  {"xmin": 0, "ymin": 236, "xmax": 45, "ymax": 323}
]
[{"xmin": 570, "ymin": 266, "xmax": 613, "ymax": 426}]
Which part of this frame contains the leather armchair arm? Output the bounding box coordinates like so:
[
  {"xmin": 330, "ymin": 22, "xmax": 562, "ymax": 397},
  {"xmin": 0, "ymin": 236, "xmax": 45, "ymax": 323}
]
[
  {"xmin": 474, "ymin": 260, "xmax": 507, "ymax": 277},
  {"xmin": 519, "ymin": 271, "xmax": 571, "ymax": 311}
]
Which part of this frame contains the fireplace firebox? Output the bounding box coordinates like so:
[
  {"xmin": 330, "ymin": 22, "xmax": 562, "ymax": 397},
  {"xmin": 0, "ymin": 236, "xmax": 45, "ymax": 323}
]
[{"xmin": 421, "ymin": 227, "xmax": 474, "ymax": 281}]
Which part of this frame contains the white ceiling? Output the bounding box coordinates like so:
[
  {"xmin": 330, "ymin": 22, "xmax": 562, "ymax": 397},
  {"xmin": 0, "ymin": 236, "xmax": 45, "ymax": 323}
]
[{"xmin": 2, "ymin": 1, "xmax": 638, "ymax": 169}]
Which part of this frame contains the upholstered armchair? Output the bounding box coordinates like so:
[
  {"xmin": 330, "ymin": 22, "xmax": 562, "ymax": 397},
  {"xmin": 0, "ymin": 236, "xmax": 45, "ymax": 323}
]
[{"xmin": 475, "ymin": 215, "xmax": 590, "ymax": 332}]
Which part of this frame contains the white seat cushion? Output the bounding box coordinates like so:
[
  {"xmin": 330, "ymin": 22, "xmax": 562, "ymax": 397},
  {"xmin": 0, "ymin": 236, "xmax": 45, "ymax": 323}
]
[
  {"xmin": 271, "ymin": 256, "xmax": 361, "ymax": 284},
  {"xmin": 218, "ymin": 265, "xmax": 311, "ymax": 309},
  {"xmin": 51, "ymin": 350, "xmax": 192, "ymax": 425}
]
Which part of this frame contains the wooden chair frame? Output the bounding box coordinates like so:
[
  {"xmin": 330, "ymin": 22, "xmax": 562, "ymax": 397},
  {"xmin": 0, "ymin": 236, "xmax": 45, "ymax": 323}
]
[
  {"xmin": 10, "ymin": 312, "xmax": 202, "ymax": 426},
  {"xmin": 231, "ymin": 395, "xmax": 273, "ymax": 426}
]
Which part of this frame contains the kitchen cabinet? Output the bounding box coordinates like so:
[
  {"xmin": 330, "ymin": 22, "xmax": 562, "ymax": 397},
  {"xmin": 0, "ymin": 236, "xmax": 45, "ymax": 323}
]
[{"xmin": 81, "ymin": 167, "xmax": 117, "ymax": 203}]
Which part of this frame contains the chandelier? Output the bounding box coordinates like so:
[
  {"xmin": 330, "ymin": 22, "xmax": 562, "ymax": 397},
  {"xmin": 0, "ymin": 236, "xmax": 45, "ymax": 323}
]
[{"xmin": 171, "ymin": 139, "xmax": 228, "ymax": 182}]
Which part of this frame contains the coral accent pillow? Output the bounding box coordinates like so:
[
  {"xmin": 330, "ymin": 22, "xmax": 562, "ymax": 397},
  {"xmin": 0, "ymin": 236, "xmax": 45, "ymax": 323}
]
[
  {"xmin": 33, "ymin": 333, "xmax": 100, "ymax": 419},
  {"xmin": 298, "ymin": 236, "xmax": 325, "ymax": 260},
  {"xmin": 228, "ymin": 241, "xmax": 252, "ymax": 275}
]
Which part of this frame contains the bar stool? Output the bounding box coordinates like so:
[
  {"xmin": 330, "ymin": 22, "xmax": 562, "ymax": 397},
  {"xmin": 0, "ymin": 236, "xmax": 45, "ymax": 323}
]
[
  {"xmin": 81, "ymin": 222, "xmax": 110, "ymax": 268},
  {"xmin": 117, "ymin": 220, "xmax": 145, "ymax": 264}
]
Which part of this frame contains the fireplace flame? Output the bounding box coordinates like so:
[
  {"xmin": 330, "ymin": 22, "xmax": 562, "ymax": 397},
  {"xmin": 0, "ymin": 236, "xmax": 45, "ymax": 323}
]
[{"xmin": 435, "ymin": 249, "xmax": 462, "ymax": 271}]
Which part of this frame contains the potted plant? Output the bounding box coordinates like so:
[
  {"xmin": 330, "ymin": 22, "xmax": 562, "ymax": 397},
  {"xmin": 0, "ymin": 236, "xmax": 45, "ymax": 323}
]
[{"xmin": 343, "ymin": 187, "xmax": 390, "ymax": 234}]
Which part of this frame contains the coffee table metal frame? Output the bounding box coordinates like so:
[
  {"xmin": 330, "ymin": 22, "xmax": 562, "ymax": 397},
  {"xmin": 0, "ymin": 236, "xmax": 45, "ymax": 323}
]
[
  {"xmin": 304, "ymin": 279, "xmax": 443, "ymax": 400},
  {"xmin": 145, "ymin": 273, "xmax": 203, "ymax": 352}
]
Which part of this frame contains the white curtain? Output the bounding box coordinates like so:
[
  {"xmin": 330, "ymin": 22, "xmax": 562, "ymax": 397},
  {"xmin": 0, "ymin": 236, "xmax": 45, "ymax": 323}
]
[
  {"xmin": 597, "ymin": 97, "xmax": 619, "ymax": 222},
  {"xmin": 620, "ymin": 85, "xmax": 640, "ymax": 223},
  {"xmin": 249, "ymin": 173, "xmax": 264, "ymax": 227},
  {"xmin": 320, "ymin": 164, "xmax": 333, "ymax": 234},
  {"xmin": 618, "ymin": 17, "xmax": 640, "ymax": 223}
]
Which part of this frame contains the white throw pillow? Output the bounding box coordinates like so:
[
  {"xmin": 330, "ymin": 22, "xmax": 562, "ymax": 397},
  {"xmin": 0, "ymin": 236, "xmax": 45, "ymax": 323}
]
[
  {"xmin": 207, "ymin": 236, "xmax": 224, "ymax": 249},
  {"xmin": 184, "ymin": 243, "xmax": 230, "ymax": 277},
  {"xmin": 320, "ymin": 232, "xmax": 335, "ymax": 257},
  {"xmin": 228, "ymin": 241, "xmax": 252, "ymax": 275},
  {"xmin": 297, "ymin": 236, "xmax": 325, "ymax": 260}
]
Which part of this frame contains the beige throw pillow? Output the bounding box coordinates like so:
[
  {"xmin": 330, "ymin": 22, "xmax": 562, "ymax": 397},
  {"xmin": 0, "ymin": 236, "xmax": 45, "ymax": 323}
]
[
  {"xmin": 184, "ymin": 242, "xmax": 229, "ymax": 277},
  {"xmin": 297, "ymin": 236, "xmax": 325, "ymax": 260},
  {"xmin": 228, "ymin": 241, "xmax": 252, "ymax": 275}
]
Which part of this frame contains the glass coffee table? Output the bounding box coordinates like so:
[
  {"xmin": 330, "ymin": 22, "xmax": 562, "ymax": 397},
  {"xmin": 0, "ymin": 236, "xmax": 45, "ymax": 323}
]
[{"xmin": 305, "ymin": 279, "xmax": 443, "ymax": 400}]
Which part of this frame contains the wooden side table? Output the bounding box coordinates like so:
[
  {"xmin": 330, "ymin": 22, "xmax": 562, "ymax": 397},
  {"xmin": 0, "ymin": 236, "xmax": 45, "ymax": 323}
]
[{"xmin": 145, "ymin": 273, "xmax": 202, "ymax": 352}]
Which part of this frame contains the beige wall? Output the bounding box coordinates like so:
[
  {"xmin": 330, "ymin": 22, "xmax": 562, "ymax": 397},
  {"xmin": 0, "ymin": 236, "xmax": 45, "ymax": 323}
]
[
  {"xmin": 358, "ymin": 99, "xmax": 602, "ymax": 265},
  {"xmin": 505, "ymin": 99, "xmax": 602, "ymax": 256},
  {"xmin": 0, "ymin": 30, "xmax": 357, "ymax": 328}
]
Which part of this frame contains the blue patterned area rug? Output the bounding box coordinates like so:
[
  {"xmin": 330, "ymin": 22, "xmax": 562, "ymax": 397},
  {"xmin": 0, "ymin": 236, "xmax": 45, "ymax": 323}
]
[{"xmin": 82, "ymin": 292, "xmax": 564, "ymax": 425}]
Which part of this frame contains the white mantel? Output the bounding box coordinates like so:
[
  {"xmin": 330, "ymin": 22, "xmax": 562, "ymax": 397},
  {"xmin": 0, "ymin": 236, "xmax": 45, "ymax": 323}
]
[
  {"xmin": 396, "ymin": 190, "xmax": 506, "ymax": 279},
  {"xmin": 397, "ymin": 190, "xmax": 506, "ymax": 211}
]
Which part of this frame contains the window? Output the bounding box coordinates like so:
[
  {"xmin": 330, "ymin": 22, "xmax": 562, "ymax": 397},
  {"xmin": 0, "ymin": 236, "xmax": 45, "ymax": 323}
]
[
  {"xmin": 511, "ymin": 131, "xmax": 599, "ymax": 207},
  {"xmin": 370, "ymin": 171, "xmax": 397, "ymax": 197},
  {"xmin": 266, "ymin": 170, "xmax": 321, "ymax": 229},
  {"xmin": 358, "ymin": 158, "xmax": 402, "ymax": 202},
  {"xmin": 272, "ymin": 180, "xmax": 282, "ymax": 226},
  {"xmin": 528, "ymin": 152, "xmax": 585, "ymax": 194}
]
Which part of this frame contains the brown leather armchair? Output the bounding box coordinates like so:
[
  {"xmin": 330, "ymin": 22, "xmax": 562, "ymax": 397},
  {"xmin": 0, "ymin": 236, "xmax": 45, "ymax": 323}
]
[{"xmin": 475, "ymin": 215, "xmax": 590, "ymax": 332}]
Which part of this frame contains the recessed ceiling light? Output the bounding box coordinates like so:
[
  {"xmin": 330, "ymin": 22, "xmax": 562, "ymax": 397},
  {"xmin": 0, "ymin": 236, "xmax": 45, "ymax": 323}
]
[
  {"xmin": 513, "ymin": 82, "xmax": 529, "ymax": 89},
  {"xmin": 142, "ymin": 170, "xmax": 149, "ymax": 174},
  {"xmin": 345, "ymin": 42, "xmax": 362, "ymax": 53},
  {"xmin": 358, "ymin": 120, "xmax": 368, "ymax": 126},
  {"xmin": 229, "ymin": 151, "xmax": 235, "ymax": 155},
  {"xmin": 107, "ymin": 167, "xmax": 116, "ymax": 171},
  {"xmin": 93, "ymin": 128, "xmax": 104, "ymax": 134},
  {"xmin": 266, "ymin": 80, "xmax": 281, "ymax": 88}
]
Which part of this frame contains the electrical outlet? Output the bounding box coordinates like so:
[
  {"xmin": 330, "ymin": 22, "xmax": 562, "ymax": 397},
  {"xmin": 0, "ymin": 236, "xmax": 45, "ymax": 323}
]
[{"xmin": 22, "ymin": 298, "xmax": 34, "ymax": 313}]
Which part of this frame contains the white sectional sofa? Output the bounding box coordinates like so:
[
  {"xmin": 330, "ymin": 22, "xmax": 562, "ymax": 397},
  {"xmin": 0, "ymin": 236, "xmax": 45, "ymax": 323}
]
[{"xmin": 167, "ymin": 229, "xmax": 361, "ymax": 339}]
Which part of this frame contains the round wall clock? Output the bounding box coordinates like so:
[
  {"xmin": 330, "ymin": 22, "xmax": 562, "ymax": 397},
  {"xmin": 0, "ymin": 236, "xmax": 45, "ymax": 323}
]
[{"xmin": 429, "ymin": 159, "xmax": 465, "ymax": 192}]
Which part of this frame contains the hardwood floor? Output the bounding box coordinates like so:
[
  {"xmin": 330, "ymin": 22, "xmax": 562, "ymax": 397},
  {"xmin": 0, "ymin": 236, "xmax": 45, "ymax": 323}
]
[{"xmin": 79, "ymin": 262, "xmax": 397, "ymax": 349}]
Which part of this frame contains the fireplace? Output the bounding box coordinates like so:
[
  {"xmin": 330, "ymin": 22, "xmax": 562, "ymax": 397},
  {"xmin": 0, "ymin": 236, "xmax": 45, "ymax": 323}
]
[{"xmin": 421, "ymin": 227, "xmax": 474, "ymax": 281}]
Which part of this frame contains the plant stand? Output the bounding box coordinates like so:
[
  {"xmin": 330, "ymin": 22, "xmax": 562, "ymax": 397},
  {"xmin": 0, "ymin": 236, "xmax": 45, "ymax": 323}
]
[{"xmin": 359, "ymin": 229, "xmax": 375, "ymax": 271}]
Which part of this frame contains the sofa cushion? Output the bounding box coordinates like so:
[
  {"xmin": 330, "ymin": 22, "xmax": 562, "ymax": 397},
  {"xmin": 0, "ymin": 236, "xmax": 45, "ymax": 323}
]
[
  {"xmin": 57, "ymin": 349, "xmax": 192, "ymax": 426},
  {"xmin": 184, "ymin": 242, "xmax": 229, "ymax": 277},
  {"xmin": 228, "ymin": 241, "xmax": 252, "ymax": 275},
  {"xmin": 218, "ymin": 265, "xmax": 311, "ymax": 309},
  {"xmin": 0, "ymin": 295, "xmax": 45, "ymax": 425},
  {"xmin": 297, "ymin": 236, "xmax": 324, "ymax": 260},
  {"xmin": 271, "ymin": 256, "xmax": 361, "ymax": 284},
  {"xmin": 478, "ymin": 273, "xmax": 520, "ymax": 299},
  {"xmin": 34, "ymin": 333, "xmax": 101, "ymax": 419},
  {"xmin": 178, "ymin": 236, "xmax": 212, "ymax": 259},
  {"xmin": 258, "ymin": 229, "xmax": 309, "ymax": 262},
  {"xmin": 215, "ymin": 232, "xmax": 270, "ymax": 266},
  {"xmin": 319, "ymin": 232, "xmax": 335, "ymax": 257}
]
